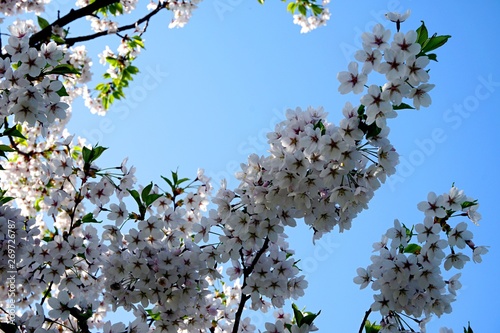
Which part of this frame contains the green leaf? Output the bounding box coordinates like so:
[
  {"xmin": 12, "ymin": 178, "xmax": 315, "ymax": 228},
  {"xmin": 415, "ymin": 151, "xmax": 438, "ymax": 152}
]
[
  {"xmin": 427, "ymin": 53, "xmax": 438, "ymax": 62},
  {"xmin": 106, "ymin": 56, "xmax": 120, "ymax": 67},
  {"xmin": 300, "ymin": 310, "xmax": 321, "ymax": 326},
  {"xmin": 82, "ymin": 212, "xmax": 98, "ymax": 223},
  {"xmin": 0, "ymin": 144, "xmax": 14, "ymax": 152},
  {"xmin": 3, "ymin": 125, "xmax": 26, "ymax": 140},
  {"xmin": 357, "ymin": 104, "xmax": 366, "ymax": 116},
  {"xmin": 82, "ymin": 145, "xmax": 108, "ymax": 165},
  {"xmin": 0, "ymin": 195, "xmax": 14, "ymax": 205},
  {"xmin": 130, "ymin": 36, "xmax": 145, "ymax": 49},
  {"xmin": 310, "ymin": 3, "xmax": 323, "ymax": 16},
  {"xmin": 144, "ymin": 193, "xmax": 162, "ymax": 207},
  {"xmin": 141, "ymin": 183, "xmax": 154, "ymax": 203},
  {"xmin": 82, "ymin": 146, "xmax": 91, "ymax": 163},
  {"xmin": 56, "ymin": 85, "xmax": 69, "ymax": 97},
  {"xmin": 313, "ymin": 120, "xmax": 326, "ymax": 135},
  {"xmin": 128, "ymin": 189, "xmax": 142, "ymax": 207},
  {"xmin": 463, "ymin": 322, "xmax": 474, "ymax": 333},
  {"xmin": 422, "ymin": 34, "xmax": 451, "ymax": 53},
  {"xmin": 461, "ymin": 200, "xmax": 478, "ymax": 209},
  {"xmin": 45, "ymin": 64, "xmax": 81, "ymax": 75},
  {"xmin": 392, "ymin": 102, "xmax": 415, "ymax": 110},
  {"xmin": 37, "ymin": 16, "xmax": 50, "ymax": 29},
  {"xmin": 171, "ymin": 170, "xmax": 179, "ymax": 185},
  {"xmin": 177, "ymin": 177, "xmax": 190, "ymax": 185},
  {"xmin": 404, "ymin": 243, "xmax": 421, "ymax": 254},
  {"xmin": 91, "ymin": 145, "xmax": 107, "ymax": 161},
  {"xmin": 364, "ymin": 122, "xmax": 382, "ymax": 140},
  {"xmin": 291, "ymin": 303, "xmax": 304, "ymax": 326},
  {"xmin": 51, "ymin": 35, "xmax": 65, "ymax": 44},
  {"xmin": 161, "ymin": 175, "xmax": 174, "ymax": 191},
  {"xmin": 298, "ymin": 4, "xmax": 307, "ymax": 16},
  {"xmin": 35, "ymin": 197, "xmax": 44, "ymax": 212},
  {"xmin": 287, "ymin": 2, "xmax": 296, "ymax": 13},
  {"xmin": 146, "ymin": 309, "xmax": 161, "ymax": 321},
  {"xmin": 126, "ymin": 65, "xmax": 139, "ymax": 74},
  {"xmin": 416, "ymin": 21, "xmax": 428, "ymax": 46},
  {"xmin": 82, "ymin": 145, "xmax": 108, "ymax": 173},
  {"xmin": 364, "ymin": 320, "xmax": 381, "ymax": 333}
]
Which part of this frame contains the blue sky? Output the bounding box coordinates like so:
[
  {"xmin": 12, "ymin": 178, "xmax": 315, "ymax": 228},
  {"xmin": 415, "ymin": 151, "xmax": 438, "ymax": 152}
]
[{"xmin": 57, "ymin": 0, "xmax": 500, "ymax": 331}]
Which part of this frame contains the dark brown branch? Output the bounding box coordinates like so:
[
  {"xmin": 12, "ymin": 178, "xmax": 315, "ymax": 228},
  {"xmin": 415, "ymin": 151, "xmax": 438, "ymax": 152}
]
[
  {"xmin": 64, "ymin": 3, "xmax": 165, "ymax": 47},
  {"xmin": 232, "ymin": 237, "xmax": 270, "ymax": 333},
  {"xmin": 29, "ymin": 0, "xmax": 120, "ymax": 47},
  {"xmin": 358, "ymin": 308, "xmax": 372, "ymax": 333}
]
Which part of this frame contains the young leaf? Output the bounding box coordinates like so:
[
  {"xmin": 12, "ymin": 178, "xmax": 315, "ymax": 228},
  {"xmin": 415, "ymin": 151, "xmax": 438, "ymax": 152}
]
[
  {"xmin": 461, "ymin": 200, "xmax": 478, "ymax": 209},
  {"xmin": 427, "ymin": 53, "xmax": 438, "ymax": 62},
  {"xmin": 82, "ymin": 212, "xmax": 99, "ymax": 223},
  {"xmin": 300, "ymin": 310, "xmax": 321, "ymax": 326},
  {"xmin": 141, "ymin": 183, "xmax": 154, "ymax": 202},
  {"xmin": 416, "ymin": 21, "xmax": 428, "ymax": 46},
  {"xmin": 128, "ymin": 189, "xmax": 142, "ymax": 207},
  {"xmin": 0, "ymin": 144, "xmax": 14, "ymax": 152},
  {"xmin": 298, "ymin": 4, "xmax": 307, "ymax": 16},
  {"xmin": 422, "ymin": 34, "xmax": 451, "ymax": 53},
  {"xmin": 161, "ymin": 175, "xmax": 174, "ymax": 191},
  {"xmin": 365, "ymin": 320, "xmax": 381, "ymax": 333},
  {"xmin": 393, "ymin": 102, "xmax": 415, "ymax": 110},
  {"xmin": 404, "ymin": 243, "xmax": 421, "ymax": 254},
  {"xmin": 56, "ymin": 85, "xmax": 69, "ymax": 97},
  {"xmin": 37, "ymin": 16, "xmax": 50, "ymax": 29},
  {"xmin": 0, "ymin": 195, "xmax": 14, "ymax": 205},
  {"xmin": 3, "ymin": 125, "xmax": 27, "ymax": 140},
  {"xmin": 291, "ymin": 303, "xmax": 304, "ymax": 326},
  {"xmin": 463, "ymin": 322, "xmax": 474, "ymax": 333},
  {"xmin": 45, "ymin": 64, "xmax": 81, "ymax": 75}
]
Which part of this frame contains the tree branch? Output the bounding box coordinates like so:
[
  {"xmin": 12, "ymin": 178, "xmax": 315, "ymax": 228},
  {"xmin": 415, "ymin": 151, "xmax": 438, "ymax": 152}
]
[
  {"xmin": 232, "ymin": 237, "xmax": 270, "ymax": 333},
  {"xmin": 358, "ymin": 308, "xmax": 372, "ymax": 333},
  {"xmin": 64, "ymin": 3, "xmax": 165, "ymax": 47},
  {"xmin": 29, "ymin": 0, "xmax": 120, "ymax": 47}
]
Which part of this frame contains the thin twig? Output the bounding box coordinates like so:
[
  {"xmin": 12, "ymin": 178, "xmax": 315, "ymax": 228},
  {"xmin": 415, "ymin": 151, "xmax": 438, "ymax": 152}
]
[
  {"xmin": 64, "ymin": 3, "xmax": 165, "ymax": 47},
  {"xmin": 232, "ymin": 237, "xmax": 270, "ymax": 333},
  {"xmin": 358, "ymin": 308, "xmax": 372, "ymax": 333}
]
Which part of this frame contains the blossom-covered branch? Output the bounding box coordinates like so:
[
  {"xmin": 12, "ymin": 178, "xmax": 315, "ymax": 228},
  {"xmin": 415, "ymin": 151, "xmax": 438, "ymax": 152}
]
[{"xmin": 29, "ymin": 0, "xmax": 120, "ymax": 47}]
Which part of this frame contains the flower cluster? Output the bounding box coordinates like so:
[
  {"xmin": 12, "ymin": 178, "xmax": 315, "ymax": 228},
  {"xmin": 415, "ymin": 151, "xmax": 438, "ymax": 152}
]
[
  {"xmin": 162, "ymin": 0, "xmax": 203, "ymax": 29},
  {"xmin": 0, "ymin": 4, "xmax": 482, "ymax": 333},
  {"xmin": 0, "ymin": 21, "xmax": 71, "ymax": 130},
  {"xmin": 215, "ymin": 18, "xmax": 445, "ymax": 241},
  {"xmin": 0, "ymin": 0, "xmax": 49, "ymax": 16},
  {"xmin": 292, "ymin": 0, "xmax": 331, "ymax": 33},
  {"xmin": 354, "ymin": 187, "xmax": 487, "ymax": 332}
]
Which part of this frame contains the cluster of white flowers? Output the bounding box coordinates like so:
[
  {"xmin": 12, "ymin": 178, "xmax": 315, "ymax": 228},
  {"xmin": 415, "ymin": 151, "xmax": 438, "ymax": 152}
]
[
  {"xmin": 344, "ymin": 23, "xmax": 434, "ymax": 110},
  {"xmin": 354, "ymin": 187, "xmax": 487, "ymax": 333},
  {"xmin": 76, "ymin": 0, "xmax": 139, "ymax": 32},
  {"xmin": 215, "ymin": 18, "xmax": 438, "ymax": 241},
  {"xmin": 0, "ymin": 22, "xmax": 70, "ymax": 130},
  {"xmin": 0, "ymin": 0, "xmax": 49, "ymax": 16},
  {"xmin": 0, "ymin": 4, "xmax": 485, "ymax": 333},
  {"xmin": 293, "ymin": 0, "xmax": 331, "ymax": 33},
  {"xmin": 162, "ymin": 0, "xmax": 203, "ymax": 28}
]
